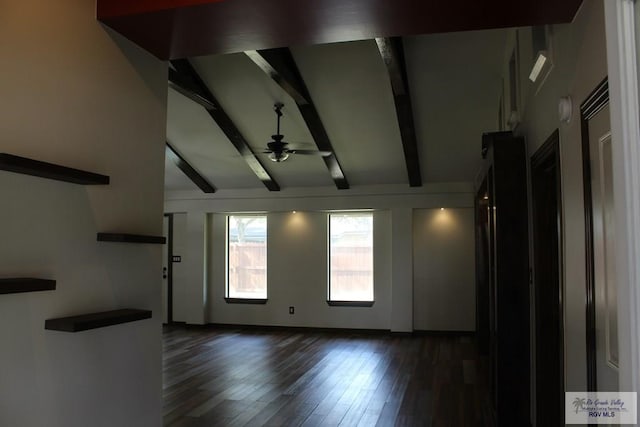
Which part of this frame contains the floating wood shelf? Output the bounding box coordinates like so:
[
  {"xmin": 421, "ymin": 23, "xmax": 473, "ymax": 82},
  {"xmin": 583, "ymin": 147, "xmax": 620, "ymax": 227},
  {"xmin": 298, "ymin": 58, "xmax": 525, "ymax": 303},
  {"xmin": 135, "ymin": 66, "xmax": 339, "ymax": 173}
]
[
  {"xmin": 0, "ymin": 278, "xmax": 56, "ymax": 295},
  {"xmin": 45, "ymin": 309, "xmax": 152, "ymax": 332},
  {"xmin": 0, "ymin": 153, "xmax": 109, "ymax": 185},
  {"xmin": 97, "ymin": 233, "xmax": 166, "ymax": 244}
]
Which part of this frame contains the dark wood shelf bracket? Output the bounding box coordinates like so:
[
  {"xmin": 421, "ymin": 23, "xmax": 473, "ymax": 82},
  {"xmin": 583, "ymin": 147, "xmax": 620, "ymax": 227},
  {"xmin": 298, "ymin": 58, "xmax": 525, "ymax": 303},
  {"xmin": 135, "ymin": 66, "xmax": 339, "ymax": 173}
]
[
  {"xmin": 97, "ymin": 233, "xmax": 166, "ymax": 244},
  {"xmin": 0, "ymin": 278, "xmax": 56, "ymax": 295},
  {"xmin": 0, "ymin": 153, "xmax": 109, "ymax": 185},
  {"xmin": 45, "ymin": 309, "xmax": 152, "ymax": 332}
]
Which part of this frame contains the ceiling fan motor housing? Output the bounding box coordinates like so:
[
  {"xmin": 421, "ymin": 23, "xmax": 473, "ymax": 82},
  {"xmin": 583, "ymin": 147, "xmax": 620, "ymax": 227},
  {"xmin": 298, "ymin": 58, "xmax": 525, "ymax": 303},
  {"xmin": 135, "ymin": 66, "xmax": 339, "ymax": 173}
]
[{"xmin": 267, "ymin": 135, "xmax": 287, "ymax": 152}]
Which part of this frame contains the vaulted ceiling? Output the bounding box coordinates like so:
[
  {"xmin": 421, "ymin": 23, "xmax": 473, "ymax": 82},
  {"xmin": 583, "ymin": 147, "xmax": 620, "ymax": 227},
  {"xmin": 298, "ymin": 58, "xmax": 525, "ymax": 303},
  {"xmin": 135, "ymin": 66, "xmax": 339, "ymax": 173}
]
[
  {"xmin": 97, "ymin": 0, "xmax": 583, "ymax": 193},
  {"xmin": 165, "ymin": 30, "xmax": 508, "ymax": 192}
]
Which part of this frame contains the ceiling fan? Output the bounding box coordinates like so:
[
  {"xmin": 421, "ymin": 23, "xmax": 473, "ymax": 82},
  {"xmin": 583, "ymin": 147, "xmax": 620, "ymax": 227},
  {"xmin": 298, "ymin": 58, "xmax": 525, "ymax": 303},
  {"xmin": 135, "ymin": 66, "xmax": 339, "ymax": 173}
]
[{"xmin": 264, "ymin": 103, "xmax": 332, "ymax": 162}]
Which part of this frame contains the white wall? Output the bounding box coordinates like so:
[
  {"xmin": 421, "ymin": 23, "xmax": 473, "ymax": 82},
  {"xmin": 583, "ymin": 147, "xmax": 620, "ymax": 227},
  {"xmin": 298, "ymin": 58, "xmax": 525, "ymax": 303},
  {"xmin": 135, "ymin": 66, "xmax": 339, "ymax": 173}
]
[
  {"xmin": 499, "ymin": 0, "xmax": 608, "ymax": 399},
  {"xmin": 206, "ymin": 210, "xmax": 392, "ymax": 329},
  {"xmin": 184, "ymin": 212, "xmax": 208, "ymax": 324},
  {"xmin": 0, "ymin": 1, "xmax": 166, "ymax": 426},
  {"xmin": 390, "ymin": 208, "xmax": 413, "ymax": 332},
  {"xmin": 413, "ymin": 208, "xmax": 476, "ymax": 331},
  {"xmin": 165, "ymin": 184, "xmax": 477, "ymax": 332}
]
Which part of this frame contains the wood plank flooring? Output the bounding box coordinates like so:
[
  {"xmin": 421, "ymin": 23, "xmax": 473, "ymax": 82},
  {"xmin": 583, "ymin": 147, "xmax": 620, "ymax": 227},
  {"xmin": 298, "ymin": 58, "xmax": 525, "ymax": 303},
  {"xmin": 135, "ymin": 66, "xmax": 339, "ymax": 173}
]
[{"xmin": 163, "ymin": 326, "xmax": 493, "ymax": 427}]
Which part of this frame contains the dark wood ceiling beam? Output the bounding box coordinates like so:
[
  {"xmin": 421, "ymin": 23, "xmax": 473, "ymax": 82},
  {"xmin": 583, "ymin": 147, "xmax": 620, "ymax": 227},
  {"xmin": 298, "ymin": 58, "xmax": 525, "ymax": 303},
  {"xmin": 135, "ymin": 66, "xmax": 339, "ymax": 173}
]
[
  {"xmin": 168, "ymin": 68, "xmax": 217, "ymax": 110},
  {"xmin": 375, "ymin": 37, "xmax": 422, "ymax": 187},
  {"xmin": 169, "ymin": 59, "xmax": 280, "ymax": 191},
  {"xmin": 245, "ymin": 48, "xmax": 349, "ymax": 190},
  {"xmin": 244, "ymin": 51, "xmax": 308, "ymax": 106},
  {"xmin": 166, "ymin": 143, "xmax": 216, "ymax": 193}
]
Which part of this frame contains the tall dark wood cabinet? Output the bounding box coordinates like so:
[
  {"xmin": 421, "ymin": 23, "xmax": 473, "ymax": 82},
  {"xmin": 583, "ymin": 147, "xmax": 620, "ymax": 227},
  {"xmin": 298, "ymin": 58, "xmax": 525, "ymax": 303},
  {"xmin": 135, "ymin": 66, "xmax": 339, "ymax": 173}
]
[{"xmin": 475, "ymin": 131, "xmax": 530, "ymax": 426}]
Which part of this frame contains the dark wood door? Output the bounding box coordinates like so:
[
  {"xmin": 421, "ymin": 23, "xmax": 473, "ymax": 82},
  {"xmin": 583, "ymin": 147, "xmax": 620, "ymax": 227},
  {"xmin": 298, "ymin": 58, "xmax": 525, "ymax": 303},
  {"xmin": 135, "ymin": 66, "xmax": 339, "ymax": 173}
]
[{"xmin": 531, "ymin": 130, "xmax": 564, "ymax": 426}]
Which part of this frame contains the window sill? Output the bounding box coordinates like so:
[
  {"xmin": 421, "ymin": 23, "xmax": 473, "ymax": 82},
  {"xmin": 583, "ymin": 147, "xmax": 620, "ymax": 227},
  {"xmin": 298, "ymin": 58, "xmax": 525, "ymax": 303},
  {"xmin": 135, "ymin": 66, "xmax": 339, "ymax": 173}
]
[
  {"xmin": 326, "ymin": 300, "xmax": 374, "ymax": 307},
  {"xmin": 224, "ymin": 298, "xmax": 268, "ymax": 305}
]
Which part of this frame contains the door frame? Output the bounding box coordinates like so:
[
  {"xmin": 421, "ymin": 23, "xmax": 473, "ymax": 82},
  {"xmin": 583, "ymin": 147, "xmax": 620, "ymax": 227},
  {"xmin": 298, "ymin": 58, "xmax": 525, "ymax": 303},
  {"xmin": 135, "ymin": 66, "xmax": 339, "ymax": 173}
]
[
  {"xmin": 531, "ymin": 129, "xmax": 565, "ymax": 424},
  {"xmin": 474, "ymin": 179, "xmax": 491, "ymax": 356},
  {"xmin": 580, "ymin": 78, "xmax": 609, "ymax": 392},
  {"xmin": 164, "ymin": 213, "xmax": 174, "ymax": 324},
  {"xmin": 604, "ymin": 0, "xmax": 640, "ymax": 397}
]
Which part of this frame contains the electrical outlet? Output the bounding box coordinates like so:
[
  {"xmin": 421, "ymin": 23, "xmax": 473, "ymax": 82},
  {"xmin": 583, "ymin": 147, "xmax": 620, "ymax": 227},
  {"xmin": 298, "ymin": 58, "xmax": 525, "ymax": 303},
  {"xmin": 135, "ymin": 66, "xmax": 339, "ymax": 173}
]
[{"xmin": 289, "ymin": 306, "xmax": 294, "ymax": 315}]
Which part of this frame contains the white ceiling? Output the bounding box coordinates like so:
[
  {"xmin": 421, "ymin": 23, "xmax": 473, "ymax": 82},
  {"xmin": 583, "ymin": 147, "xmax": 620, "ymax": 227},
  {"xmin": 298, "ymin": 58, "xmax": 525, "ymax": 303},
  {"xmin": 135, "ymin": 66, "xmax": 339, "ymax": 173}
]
[{"xmin": 165, "ymin": 28, "xmax": 508, "ymax": 193}]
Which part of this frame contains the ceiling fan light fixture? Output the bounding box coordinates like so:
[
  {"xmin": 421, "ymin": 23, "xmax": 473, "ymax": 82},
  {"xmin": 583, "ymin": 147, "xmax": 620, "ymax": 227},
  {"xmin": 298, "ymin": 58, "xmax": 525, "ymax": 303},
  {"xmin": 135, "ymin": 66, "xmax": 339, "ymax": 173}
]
[{"xmin": 268, "ymin": 151, "xmax": 289, "ymax": 162}]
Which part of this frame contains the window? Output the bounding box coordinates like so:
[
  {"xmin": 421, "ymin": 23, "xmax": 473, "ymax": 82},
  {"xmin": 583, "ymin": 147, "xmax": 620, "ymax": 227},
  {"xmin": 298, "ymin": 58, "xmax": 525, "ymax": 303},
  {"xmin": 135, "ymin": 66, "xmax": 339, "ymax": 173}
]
[
  {"xmin": 226, "ymin": 215, "xmax": 267, "ymax": 301},
  {"xmin": 328, "ymin": 212, "xmax": 374, "ymax": 305},
  {"xmin": 529, "ymin": 25, "xmax": 552, "ymax": 85}
]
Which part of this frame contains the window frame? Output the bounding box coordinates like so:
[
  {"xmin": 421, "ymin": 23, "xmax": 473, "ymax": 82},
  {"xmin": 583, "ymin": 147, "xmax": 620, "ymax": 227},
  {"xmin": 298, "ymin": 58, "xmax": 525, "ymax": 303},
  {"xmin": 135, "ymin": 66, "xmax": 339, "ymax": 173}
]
[
  {"xmin": 327, "ymin": 211, "xmax": 375, "ymax": 307},
  {"xmin": 225, "ymin": 214, "xmax": 268, "ymax": 304}
]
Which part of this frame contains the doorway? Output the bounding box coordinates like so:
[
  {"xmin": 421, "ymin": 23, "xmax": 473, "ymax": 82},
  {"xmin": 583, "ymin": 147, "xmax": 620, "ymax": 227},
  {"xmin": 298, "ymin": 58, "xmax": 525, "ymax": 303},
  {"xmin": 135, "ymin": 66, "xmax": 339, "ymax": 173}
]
[{"xmin": 531, "ymin": 129, "xmax": 564, "ymax": 425}]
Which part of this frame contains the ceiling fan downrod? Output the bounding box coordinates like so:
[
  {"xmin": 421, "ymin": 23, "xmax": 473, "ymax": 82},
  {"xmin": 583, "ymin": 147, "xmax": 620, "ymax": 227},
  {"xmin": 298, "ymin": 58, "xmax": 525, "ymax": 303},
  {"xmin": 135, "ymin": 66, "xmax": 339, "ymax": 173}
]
[{"xmin": 274, "ymin": 102, "xmax": 284, "ymax": 137}]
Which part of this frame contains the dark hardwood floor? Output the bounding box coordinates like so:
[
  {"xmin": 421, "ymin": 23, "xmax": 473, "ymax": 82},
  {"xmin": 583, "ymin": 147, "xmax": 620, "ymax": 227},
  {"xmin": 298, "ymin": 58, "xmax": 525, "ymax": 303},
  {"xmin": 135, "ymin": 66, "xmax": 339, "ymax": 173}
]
[{"xmin": 163, "ymin": 326, "xmax": 493, "ymax": 427}]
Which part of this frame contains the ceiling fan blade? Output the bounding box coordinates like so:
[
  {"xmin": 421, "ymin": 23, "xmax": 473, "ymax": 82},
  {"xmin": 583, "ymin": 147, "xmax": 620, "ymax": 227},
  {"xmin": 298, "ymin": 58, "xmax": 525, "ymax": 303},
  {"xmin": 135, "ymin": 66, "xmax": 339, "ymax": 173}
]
[
  {"xmin": 289, "ymin": 149, "xmax": 333, "ymax": 157},
  {"xmin": 288, "ymin": 142, "xmax": 317, "ymax": 148}
]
